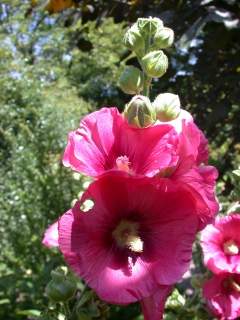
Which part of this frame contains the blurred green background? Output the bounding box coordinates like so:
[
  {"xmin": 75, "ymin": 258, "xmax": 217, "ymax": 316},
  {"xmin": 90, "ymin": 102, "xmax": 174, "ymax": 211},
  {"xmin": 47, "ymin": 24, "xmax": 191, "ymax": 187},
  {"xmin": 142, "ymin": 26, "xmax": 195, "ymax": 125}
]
[{"xmin": 0, "ymin": 0, "xmax": 239, "ymax": 319}]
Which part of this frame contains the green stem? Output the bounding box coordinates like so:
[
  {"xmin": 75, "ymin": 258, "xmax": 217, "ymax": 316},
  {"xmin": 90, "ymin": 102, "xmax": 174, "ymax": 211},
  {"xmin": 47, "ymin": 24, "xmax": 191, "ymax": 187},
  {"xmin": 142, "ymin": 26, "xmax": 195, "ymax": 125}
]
[
  {"xmin": 143, "ymin": 76, "xmax": 152, "ymax": 96},
  {"xmin": 142, "ymin": 25, "xmax": 152, "ymax": 97},
  {"xmin": 120, "ymin": 52, "xmax": 135, "ymax": 66},
  {"xmin": 62, "ymin": 302, "xmax": 71, "ymax": 319}
]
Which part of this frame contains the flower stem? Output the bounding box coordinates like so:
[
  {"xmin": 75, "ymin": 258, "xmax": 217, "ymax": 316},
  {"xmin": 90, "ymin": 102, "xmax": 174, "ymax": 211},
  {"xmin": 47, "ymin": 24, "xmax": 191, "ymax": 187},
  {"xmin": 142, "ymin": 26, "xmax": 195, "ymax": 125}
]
[
  {"xmin": 142, "ymin": 25, "xmax": 152, "ymax": 97},
  {"xmin": 62, "ymin": 302, "xmax": 71, "ymax": 319},
  {"xmin": 143, "ymin": 76, "xmax": 152, "ymax": 96}
]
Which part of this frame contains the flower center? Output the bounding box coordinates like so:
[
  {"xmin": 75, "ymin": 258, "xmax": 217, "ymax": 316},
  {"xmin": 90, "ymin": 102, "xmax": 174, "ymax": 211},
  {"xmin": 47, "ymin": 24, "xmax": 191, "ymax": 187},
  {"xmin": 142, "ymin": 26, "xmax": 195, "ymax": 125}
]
[
  {"xmin": 223, "ymin": 239, "xmax": 239, "ymax": 256},
  {"xmin": 112, "ymin": 219, "xmax": 143, "ymax": 253},
  {"xmin": 223, "ymin": 278, "xmax": 240, "ymax": 293},
  {"xmin": 230, "ymin": 279, "xmax": 240, "ymax": 293},
  {"xmin": 116, "ymin": 156, "xmax": 131, "ymax": 173},
  {"xmin": 157, "ymin": 166, "xmax": 175, "ymax": 178}
]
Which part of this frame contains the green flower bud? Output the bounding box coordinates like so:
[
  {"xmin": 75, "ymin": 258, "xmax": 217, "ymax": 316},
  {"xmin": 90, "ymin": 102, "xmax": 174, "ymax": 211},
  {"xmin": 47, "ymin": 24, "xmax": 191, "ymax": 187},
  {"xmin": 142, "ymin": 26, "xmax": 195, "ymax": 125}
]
[
  {"xmin": 154, "ymin": 27, "xmax": 174, "ymax": 49},
  {"xmin": 51, "ymin": 267, "xmax": 67, "ymax": 281},
  {"xmin": 141, "ymin": 50, "xmax": 168, "ymax": 78},
  {"xmin": 124, "ymin": 95, "xmax": 155, "ymax": 128},
  {"xmin": 153, "ymin": 93, "xmax": 181, "ymax": 122},
  {"xmin": 123, "ymin": 23, "xmax": 145, "ymax": 56},
  {"xmin": 46, "ymin": 279, "xmax": 76, "ymax": 302},
  {"xmin": 137, "ymin": 17, "xmax": 163, "ymax": 36},
  {"xmin": 119, "ymin": 66, "xmax": 144, "ymax": 95},
  {"xmin": 46, "ymin": 268, "xmax": 76, "ymax": 302},
  {"xmin": 166, "ymin": 289, "xmax": 185, "ymax": 310}
]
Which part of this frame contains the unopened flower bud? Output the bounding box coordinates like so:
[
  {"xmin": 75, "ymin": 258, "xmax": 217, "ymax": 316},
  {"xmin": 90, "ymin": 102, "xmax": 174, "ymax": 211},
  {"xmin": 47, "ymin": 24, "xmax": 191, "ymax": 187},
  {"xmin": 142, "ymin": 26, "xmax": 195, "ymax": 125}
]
[
  {"xmin": 123, "ymin": 23, "xmax": 145, "ymax": 57},
  {"xmin": 154, "ymin": 27, "xmax": 174, "ymax": 49},
  {"xmin": 153, "ymin": 93, "xmax": 181, "ymax": 121},
  {"xmin": 119, "ymin": 66, "xmax": 144, "ymax": 95},
  {"xmin": 137, "ymin": 17, "xmax": 163, "ymax": 36},
  {"xmin": 124, "ymin": 95, "xmax": 155, "ymax": 128},
  {"xmin": 141, "ymin": 50, "xmax": 168, "ymax": 78},
  {"xmin": 166, "ymin": 289, "xmax": 185, "ymax": 309},
  {"xmin": 46, "ymin": 268, "xmax": 76, "ymax": 302},
  {"xmin": 51, "ymin": 267, "xmax": 67, "ymax": 281}
]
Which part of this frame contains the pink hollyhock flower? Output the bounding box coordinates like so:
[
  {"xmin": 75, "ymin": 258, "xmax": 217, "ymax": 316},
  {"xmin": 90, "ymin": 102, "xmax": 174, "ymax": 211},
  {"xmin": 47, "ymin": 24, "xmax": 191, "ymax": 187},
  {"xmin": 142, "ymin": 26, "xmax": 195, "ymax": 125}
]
[
  {"xmin": 42, "ymin": 221, "xmax": 59, "ymax": 248},
  {"xmin": 140, "ymin": 286, "xmax": 173, "ymax": 320},
  {"xmin": 58, "ymin": 173, "xmax": 199, "ymax": 305},
  {"xmin": 203, "ymin": 273, "xmax": 240, "ymax": 320},
  {"xmin": 63, "ymin": 107, "xmax": 176, "ymax": 178},
  {"xmin": 63, "ymin": 107, "xmax": 218, "ymax": 228},
  {"xmin": 63, "ymin": 107, "xmax": 210, "ymax": 179},
  {"xmin": 201, "ymin": 214, "xmax": 240, "ymax": 274}
]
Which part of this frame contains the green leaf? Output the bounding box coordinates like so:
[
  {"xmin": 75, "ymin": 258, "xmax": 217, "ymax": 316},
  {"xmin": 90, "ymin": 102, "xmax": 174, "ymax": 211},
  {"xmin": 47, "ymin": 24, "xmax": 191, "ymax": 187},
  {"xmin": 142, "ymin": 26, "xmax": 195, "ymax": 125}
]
[
  {"xmin": 233, "ymin": 169, "xmax": 240, "ymax": 177},
  {"xmin": 0, "ymin": 299, "xmax": 10, "ymax": 305},
  {"xmin": 16, "ymin": 309, "xmax": 41, "ymax": 317}
]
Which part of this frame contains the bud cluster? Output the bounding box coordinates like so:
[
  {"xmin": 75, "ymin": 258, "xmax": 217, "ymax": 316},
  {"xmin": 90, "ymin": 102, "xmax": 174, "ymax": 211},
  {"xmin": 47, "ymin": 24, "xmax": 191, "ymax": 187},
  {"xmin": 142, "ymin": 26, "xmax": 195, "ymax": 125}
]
[{"xmin": 119, "ymin": 17, "xmax": 174, "ymax": 96}]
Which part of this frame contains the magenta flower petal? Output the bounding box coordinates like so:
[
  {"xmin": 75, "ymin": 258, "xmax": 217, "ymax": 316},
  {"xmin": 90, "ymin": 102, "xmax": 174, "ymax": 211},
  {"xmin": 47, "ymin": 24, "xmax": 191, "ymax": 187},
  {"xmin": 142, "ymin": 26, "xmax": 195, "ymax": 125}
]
[
  {"xmin": 203, "ymin": 273, "xmax": 240, "ymax": 320},
  {"xmin": 140, "ymin": 286, "xmax": 173, "ymax": 320},
  {"xmin": 59, "ymin": 174, "xmax": 199, "ymax": 304},
  {"xmin": 196, "ymin": 130, "xmax": 209, "ymax": 165},
  {"xmin": 201, "ymin": 214, "xmax": 240, "ymax": 274},
  {"xmin": 172, "ymin": 121, "xmax": 202, "ymax": 176},
  {"xmin": 173, "ymin": 165, "xmax": 219, "ymax": 229},
  {"xmin": 42, "ymin": 221, "xmax": 59, "ymax": 248},
  {"xmin": 63, "ymin": 108, "xmax": 122, "ymax": 176},
  {"xmin": 157, "ymin": 118, "xmax": 211, "ymax": 181},
  {"xmin": 157, "ymin": 109, "xmax": 205, "ymax": 168}
]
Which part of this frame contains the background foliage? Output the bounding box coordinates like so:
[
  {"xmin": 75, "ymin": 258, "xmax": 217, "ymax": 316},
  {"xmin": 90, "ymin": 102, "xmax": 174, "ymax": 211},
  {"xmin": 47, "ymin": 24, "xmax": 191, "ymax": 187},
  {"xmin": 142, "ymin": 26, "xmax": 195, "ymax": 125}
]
[{"xmin": 0, "ymin": 0, "xmax": 239, "ymax": 319}]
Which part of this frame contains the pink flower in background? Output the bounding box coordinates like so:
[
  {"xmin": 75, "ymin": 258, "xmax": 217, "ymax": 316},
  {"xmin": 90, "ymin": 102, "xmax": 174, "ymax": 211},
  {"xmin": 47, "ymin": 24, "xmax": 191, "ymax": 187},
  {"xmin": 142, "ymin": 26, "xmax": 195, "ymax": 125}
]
[
  {"xmin": 201, "ymin": 214, "xmax": 240, "ymax": 274},
  {"xmin": 140, "ymin": 286, "xmax": 173, "ymax": 320},
  {"xmin": 63, "ymin": 107, "xmax": 176, "ymax": 178},
  {"xmin": 203, "ymin": 273, "xmax": 240, "ymax": 320},
  {"xmin": 42, "ymin": 221, "xmax": 59, "ymax": 248},
  {"xmin": 58, "ymin": 173, "xmax": 199, "ymax": 305}
]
